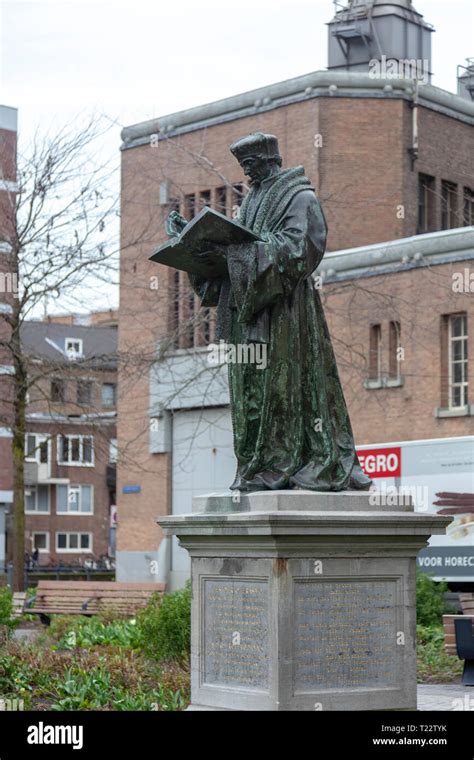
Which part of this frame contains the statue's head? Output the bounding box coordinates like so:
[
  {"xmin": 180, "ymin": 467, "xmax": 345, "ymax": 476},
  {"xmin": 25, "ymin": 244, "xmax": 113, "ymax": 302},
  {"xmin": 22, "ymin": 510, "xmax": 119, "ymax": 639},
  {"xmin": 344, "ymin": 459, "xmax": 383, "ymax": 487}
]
[{"xmin": 230, "ymin": 132, "xmax": 282, "ymax": 185}]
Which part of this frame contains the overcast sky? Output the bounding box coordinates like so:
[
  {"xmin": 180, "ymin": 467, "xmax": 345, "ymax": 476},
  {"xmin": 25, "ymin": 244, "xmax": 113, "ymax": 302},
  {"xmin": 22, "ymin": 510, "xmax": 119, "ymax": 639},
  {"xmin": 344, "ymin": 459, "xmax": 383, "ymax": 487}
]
[
  {"xmin": 0, "ymin": 0, "xmax": 472, "ymax": 314},
  {"xmin": 2, "ymin": 0, "xmax": 473, "ymax": 139}
]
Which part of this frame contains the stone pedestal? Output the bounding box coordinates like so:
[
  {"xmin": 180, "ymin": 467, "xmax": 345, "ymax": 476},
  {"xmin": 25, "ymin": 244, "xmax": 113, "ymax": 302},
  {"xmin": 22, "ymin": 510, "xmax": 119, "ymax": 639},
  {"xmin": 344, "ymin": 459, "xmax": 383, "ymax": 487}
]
[{"xmin": 157, "ymin": 491, "xmax": 450, "ymax": 711}]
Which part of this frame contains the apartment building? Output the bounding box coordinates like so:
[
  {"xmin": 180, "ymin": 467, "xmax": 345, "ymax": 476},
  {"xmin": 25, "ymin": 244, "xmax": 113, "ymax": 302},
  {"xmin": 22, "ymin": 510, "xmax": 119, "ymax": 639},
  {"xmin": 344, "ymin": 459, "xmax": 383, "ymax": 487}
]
[{"xmin": 5, "ymin": 321, "xmax": 118, "ymax": 569}]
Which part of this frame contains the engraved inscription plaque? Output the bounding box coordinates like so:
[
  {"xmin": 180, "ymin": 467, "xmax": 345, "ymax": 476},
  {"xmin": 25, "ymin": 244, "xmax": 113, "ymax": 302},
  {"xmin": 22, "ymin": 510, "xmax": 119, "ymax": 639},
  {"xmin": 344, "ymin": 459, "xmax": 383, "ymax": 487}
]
[
  {"xmin": 203, "ymin": 578, "xmax": 269, "ymax": 689},
  {"xmin": 294, "ymin": 580, "xmax": 398, "ymax": 690}
]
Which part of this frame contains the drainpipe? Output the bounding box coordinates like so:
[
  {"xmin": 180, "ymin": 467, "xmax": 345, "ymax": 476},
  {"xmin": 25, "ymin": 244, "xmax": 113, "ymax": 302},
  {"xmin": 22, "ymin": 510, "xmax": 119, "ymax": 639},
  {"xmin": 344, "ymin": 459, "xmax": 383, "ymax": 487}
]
[
  {"xmin": 154, "ymin": 408, "xmax": 173, "ymax": 588},
  {"xmin": 408, "ymin": 79, "xmax": 419, "ymax": 168},
  {"xmin": 155, "ymin": 535, "xmax": 171, "ymax": 586}
]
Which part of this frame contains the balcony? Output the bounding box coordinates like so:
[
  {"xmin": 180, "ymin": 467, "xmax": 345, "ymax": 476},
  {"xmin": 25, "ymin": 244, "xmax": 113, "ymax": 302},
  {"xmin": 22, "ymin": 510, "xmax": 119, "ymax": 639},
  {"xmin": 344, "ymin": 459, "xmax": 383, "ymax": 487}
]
[{"xmin": 24, "ymin": 461, "xmax": 69, "ymax": 486}]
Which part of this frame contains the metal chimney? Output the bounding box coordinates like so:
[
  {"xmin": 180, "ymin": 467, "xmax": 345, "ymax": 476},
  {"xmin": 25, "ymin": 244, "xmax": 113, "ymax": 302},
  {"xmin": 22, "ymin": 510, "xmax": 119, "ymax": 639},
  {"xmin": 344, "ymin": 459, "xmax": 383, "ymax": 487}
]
[{"xmin": 327, "ymin": 0, "xmax": 434, "ymax": 83}]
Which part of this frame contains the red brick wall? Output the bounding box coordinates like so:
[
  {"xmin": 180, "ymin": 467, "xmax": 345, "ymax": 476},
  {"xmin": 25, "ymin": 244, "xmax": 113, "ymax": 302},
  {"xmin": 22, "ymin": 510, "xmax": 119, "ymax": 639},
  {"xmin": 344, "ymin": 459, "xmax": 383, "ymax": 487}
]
[
  {"xmin": 322, "ymin": 261, "xmax": 473, "ymax": 444},
  {"xmin": 401, "ymin": 106, "xmax": 474, "ymax": 236}
]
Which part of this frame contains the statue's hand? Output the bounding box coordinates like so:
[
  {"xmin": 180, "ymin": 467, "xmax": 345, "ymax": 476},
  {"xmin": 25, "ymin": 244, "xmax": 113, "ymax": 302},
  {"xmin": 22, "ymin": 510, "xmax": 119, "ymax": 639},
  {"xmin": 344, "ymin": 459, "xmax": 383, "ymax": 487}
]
[
  {"xmin": 166, "ymin": 210, "xmax": 188, "ymax": 238},
  {"xmin": 195, "ymin": 240, "xmax": 227, "ymax": 258},
  {"xmin": 193, "ymin": 243, "xmax": 227, "ymax": 271},
  {"xmin": 193, "ymin": 251, "xmax": 212, "ymax": 266}
]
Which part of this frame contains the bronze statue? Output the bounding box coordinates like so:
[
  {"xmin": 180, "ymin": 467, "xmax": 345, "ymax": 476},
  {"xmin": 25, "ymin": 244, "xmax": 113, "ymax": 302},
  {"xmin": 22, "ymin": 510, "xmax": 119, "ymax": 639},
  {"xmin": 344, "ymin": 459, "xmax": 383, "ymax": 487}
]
[{"xmin": 164, "ymin": 132, "xmax": 371, "ymax": 492}]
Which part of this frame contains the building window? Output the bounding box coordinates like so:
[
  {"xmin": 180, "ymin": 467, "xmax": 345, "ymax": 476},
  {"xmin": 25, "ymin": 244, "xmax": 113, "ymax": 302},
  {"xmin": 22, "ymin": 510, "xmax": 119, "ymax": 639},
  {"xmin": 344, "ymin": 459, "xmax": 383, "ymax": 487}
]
[
  {"xmin": 25, "ymin": 485, "xmax": 49, "ymax": 514},
  {"xmin": 215, "ymin": 186, "xmax": 227, "ymax": 215},
  {"xmin": 56, "ymin": 532, "xmax": 92, "ymax": 553},
  {"xmin": 463, "ymin": 187, "xmax": 474, "ymax": 226},
  {"xmin": 32, "ymin": 532, "xmax": 49, "ymax": 553},
  {"xmin": 183, "ymin": 288, "xmax": 195, "ymax": 349},
  {"xmin": 168, "ymin": 198, "xmax": 180, "ymax": 214},
  {"xmin": 25, "ymin": 434, "xmax": 49, "ymax": 464},
  {"xmin": 448, "ymin": 314, "xmax": 468, "ymax": 409},
  {"xmin": 65, "ymin": 338, "xmax": 83, "ymax": 360},
  {"xmin": 184, "ymin": 193, "xmax": 195, "ymax": 221},
  {"xmin": 57, "ymin": 484, "xmax": 93, "ymax": 514},
  {"xmin": 57, "ymin": 435, "xmax": 94, "ymax": 466},
  {"xmin": 51, "ymin": 379, "xmax": 65, "ymax": 403},
  {"xmin": 388, "ymin": 321, "xmax": 401, "ymax": 379},
  {"xmin": 77, "ymin": 380, "xmax": 93, "ymax": 406},
  {"xmin": 418, "ymin": 174, "xmax": 436, "ymax": 234},
  {"xmin": 231, "ymin": 184, "xmax": 244, "ymax": 219},
  {"xmin": 369, "ymin": 324, "xmax": 382, "ymax": 380},
  {"xmin": 101, "ymin": 383, "xmax": 116, "ymax": 407},
  {"xmin": 202, "ymin": 307, "xmax": 211, "ymax": 345},
  {"xmin": 441, "ymin": 181, "xmax": 458, "ymax": 230},
  {"xmin": 171, "ymin": 270, "xmax": 180, "ymax": 349},
  {"xmin": 199, "ymin": 189, "xmax": 211, "ymax": 211}
]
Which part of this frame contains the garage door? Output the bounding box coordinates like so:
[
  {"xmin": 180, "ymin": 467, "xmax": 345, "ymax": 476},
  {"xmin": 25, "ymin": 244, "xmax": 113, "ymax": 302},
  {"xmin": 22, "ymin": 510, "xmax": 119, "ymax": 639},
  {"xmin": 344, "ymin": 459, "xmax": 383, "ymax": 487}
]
[{"xmin": 170, "ymin": 406, "xmax": 236, "ymax": 590}]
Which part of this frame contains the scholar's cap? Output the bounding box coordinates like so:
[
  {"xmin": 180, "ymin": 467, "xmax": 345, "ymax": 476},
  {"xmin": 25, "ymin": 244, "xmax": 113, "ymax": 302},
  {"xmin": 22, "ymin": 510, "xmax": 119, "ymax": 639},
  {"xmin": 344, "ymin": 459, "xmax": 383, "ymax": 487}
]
[{"xmin": 230, "ymin": 132, "xmax": 280, "ymax": 162}]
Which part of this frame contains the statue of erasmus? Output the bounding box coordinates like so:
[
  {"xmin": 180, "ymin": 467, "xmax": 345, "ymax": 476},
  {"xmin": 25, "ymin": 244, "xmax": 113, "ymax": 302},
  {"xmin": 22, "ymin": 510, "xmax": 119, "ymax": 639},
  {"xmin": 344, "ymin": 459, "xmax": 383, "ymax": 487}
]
[{"xmin": 166, "ymin": 132, "xmax": 372, "ymax": 493}]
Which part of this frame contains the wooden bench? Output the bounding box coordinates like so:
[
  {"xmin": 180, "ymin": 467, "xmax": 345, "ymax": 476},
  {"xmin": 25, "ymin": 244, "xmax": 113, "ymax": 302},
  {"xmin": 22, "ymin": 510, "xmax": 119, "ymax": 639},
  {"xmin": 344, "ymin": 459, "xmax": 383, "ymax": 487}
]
[
  {"xmin": 459, "ymin": 593, "xmax": 474, "ymax": 615},
  {"xmin": 28, "ymin": 581, "xmax": 165, "ymax": 625},
  {"xmin": 443, "ymin": 614, "xmax": 474, "ymax": 656},
  {"xmin": 12, "ymin": 592, "xmax": 27, "ymax": 618}
]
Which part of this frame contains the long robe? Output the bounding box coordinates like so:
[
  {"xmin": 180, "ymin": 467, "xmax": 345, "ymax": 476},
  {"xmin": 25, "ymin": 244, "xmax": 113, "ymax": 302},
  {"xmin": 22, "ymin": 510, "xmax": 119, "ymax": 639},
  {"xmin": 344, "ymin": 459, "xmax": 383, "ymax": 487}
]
[{"xmin": 189, "ymin": 166, "xmax": 371, "ymax": 492}]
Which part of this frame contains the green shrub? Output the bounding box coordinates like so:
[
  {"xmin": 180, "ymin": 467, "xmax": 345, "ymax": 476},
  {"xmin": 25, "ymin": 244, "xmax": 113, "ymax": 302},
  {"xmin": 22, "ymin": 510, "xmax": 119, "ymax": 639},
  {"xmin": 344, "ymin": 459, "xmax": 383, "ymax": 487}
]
[
  {"xmin": 48, "ymin": 615, "xmax": 85, "ymax": 642},
  {"xmin": 416, "ymin": 570, "xmax": 452, "ymax": 627},
  {"xmin": 416, "ymin": 624, "xmax": 463, "ymax": 683},
  {"xmin": 48, "ymin": 614, "xmax": 141, "ymax": 649},
  {"xmin": 137, "ymin": 585, "xmax": 191, "ymax": 662},
  {"xmin": 0, "ymin": 587, "xmax": 16, "ymax": 631},
  {"xmin": 48, "ymin": 665, "xmax": 187, "ymax": 711}
]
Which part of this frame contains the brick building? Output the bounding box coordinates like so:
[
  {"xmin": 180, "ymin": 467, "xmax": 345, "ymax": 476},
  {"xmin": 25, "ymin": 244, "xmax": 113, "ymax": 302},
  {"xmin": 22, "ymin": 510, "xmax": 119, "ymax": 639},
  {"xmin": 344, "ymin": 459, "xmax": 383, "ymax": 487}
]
[
  {"xmin": 14, "ymin": 321, "xmax": 118, "ymax": 568},
  {"xmin": 0, "ymin": 104, "xmax": 17, "ymax": 572},
  {"xmin": 117, "ymin": 1, "xmax": 473, "ymax": 586}
]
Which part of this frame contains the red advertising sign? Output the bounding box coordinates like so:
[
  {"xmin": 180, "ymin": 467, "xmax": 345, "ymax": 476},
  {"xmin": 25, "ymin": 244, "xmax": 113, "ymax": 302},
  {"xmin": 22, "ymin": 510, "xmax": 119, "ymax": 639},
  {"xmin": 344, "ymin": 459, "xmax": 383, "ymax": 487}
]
[{"xmin": 357, "ymin": 447, "xmax": 401, "ymax": 479}]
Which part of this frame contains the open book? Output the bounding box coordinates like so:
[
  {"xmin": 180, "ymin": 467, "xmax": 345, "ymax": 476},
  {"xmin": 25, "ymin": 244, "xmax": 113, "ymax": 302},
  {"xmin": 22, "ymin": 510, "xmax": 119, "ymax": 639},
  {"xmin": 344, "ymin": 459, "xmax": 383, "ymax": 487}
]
[{"xmin": 149, "ymin": 206, "xmax": 261, "ymax": 277}]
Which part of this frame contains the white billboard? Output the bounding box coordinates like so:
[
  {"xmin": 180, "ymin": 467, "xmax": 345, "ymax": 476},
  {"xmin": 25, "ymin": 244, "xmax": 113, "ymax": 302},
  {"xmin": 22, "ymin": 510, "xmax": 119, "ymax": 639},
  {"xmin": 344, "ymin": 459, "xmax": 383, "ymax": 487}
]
[{"xmin": 357, "ymin": 437, "xmax": 474, "ymax": 583}]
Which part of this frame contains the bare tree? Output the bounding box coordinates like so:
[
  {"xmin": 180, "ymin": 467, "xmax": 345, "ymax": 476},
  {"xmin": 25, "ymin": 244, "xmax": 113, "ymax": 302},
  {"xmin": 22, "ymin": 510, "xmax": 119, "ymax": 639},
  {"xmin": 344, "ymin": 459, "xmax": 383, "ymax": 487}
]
[{"xmin": 0, "ymin": 116, "xmax": 120, "ymax": 590}]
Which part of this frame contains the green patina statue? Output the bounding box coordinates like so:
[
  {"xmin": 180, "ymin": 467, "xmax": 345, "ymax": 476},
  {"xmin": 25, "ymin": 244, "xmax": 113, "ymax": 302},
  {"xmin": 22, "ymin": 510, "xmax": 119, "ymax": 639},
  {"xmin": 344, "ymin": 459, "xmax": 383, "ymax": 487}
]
[{"xmin": 166, "ymin": 132, "xmax": 371, "ymax": 493}]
